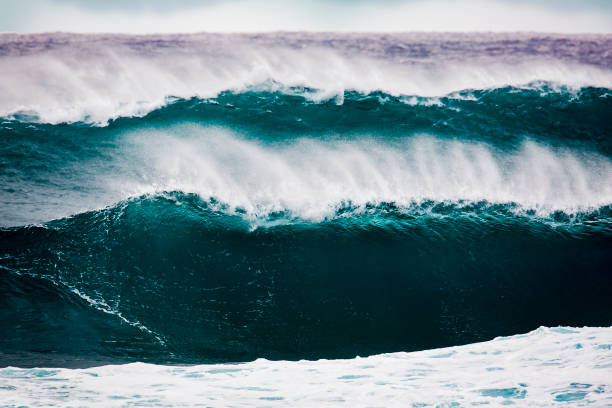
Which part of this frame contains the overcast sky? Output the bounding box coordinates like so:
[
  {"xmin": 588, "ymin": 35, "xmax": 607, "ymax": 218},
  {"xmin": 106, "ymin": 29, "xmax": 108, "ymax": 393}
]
[{"xmin": 1, "ymin": 0, "xmax": 611, "ymax": 33}]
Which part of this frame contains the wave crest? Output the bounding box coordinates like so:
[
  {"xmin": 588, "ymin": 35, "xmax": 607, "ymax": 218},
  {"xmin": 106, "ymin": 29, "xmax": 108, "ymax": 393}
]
[{"xmin": 120, "ymin": 129, "xmax": 612, "ymax": 223}]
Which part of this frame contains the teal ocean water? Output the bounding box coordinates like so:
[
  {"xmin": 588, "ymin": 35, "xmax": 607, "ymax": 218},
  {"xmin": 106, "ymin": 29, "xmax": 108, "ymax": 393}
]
[{"xmin": 0, "ymin": 32, "xmax": 611, "ymax": 406}]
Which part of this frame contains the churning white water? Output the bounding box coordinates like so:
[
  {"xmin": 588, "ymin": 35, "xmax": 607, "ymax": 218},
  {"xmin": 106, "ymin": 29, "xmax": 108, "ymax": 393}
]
[
  {"xmin": 1, "ymin": 326, "xmax": 610, "ymax": 407},
  {"xmin": 1, "ymin": 32, "xmax": 611, "ymax": 124},
  {"xmin": 119, "ymin": 126, "xmax": 612, "ymax": 221}
]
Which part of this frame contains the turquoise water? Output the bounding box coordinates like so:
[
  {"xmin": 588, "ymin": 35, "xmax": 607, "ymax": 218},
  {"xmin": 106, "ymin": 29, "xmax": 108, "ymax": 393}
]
[{"xmin": 0, "ymin": 33, "xmax": 611, "ymax": 372}]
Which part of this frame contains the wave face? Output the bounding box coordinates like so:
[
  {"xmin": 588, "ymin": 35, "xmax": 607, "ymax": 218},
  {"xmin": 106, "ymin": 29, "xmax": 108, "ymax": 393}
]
[
  {"xmin": 1, "ymin": 193, "xmax": 612, "ymax": 366},
  {"xmin": 2, "ymin": 327, "xmax": 611, "ymax": 407},
  {"xmin": 1, "ymin": 32, "xmax": 612, "ymax": 368}
]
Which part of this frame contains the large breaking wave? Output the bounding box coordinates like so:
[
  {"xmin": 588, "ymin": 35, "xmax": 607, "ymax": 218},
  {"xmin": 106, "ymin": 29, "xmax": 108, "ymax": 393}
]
[
  {"xmin": 1, "ymin": 32, "xmax": 611, "ymax": 370},
  {"xmin": 2, "ymin": 192, "xmax": 612, "ymax": 366}
]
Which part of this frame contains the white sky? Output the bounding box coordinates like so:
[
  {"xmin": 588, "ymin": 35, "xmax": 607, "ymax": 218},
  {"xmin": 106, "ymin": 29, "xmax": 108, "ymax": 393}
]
[{"xmin": 1, "ymin": 0, "xmax": 611, "ymax": 33}]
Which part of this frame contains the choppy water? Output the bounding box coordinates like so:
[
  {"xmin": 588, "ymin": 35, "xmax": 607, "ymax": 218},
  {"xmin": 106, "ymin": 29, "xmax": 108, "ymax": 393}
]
[{"xmin": 1, "ymin": 32, "xmax": 611, "ymax": 406}]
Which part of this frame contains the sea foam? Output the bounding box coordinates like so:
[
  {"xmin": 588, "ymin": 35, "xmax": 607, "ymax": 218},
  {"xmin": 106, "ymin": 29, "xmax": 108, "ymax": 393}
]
[
  {"xmin": 1, "ymin": 32, "xmax": 611, "ymax": 124},
  {"xmin": 2, "ymin": 124, "xmax": 611, "ymax": 227},
  {"xmin": 120, "ymin": 126, "xmax": 612, "ymax": 221},
  {"xmin": 1, "ymin": 326, "xmax": 610, "ymax": 407}
]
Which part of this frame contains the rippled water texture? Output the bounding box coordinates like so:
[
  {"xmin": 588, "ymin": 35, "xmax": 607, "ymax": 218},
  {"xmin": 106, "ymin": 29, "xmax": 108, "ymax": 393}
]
[{"xmin": 0, "ymin": 32, "xmax": 611, "ymax": 405}]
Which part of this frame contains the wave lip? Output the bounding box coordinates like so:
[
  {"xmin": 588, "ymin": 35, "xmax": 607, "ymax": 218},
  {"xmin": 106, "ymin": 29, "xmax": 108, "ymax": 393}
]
[
  {"xmin": 114, "ymin": 130, "xmax": 612, "ymax": 223},
  {"xmin": 2, "ymin": 123, "xmax": 611, "ymax": 228},
  {"xmin": 1, "ymin": 32, "xmax": 611, "ymax": 124},
  {"xmin": 1, "ymin": 326, "xmax": 610, "ymax": 407}
]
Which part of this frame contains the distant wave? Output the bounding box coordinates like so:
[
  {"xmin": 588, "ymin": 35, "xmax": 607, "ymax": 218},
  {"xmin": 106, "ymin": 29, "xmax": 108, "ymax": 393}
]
[
  {"xmin": 1, "ymin": 126, "xmax": 611, "ymax": 227},
  {"xmin": 1, "ymin": 32, "xmax": 611, "ymax": 124},
  {"xmin": 99, "ymin": 131, "xmax": 612, "ymax": 221},
  {"xmin": 5, "ymin": 85, "xmax": 611, "ymax": 132}
]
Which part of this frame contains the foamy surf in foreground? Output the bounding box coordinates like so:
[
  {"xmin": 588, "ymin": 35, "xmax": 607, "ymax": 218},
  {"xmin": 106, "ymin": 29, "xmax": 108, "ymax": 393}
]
[{"xmin": 1, "ymin": 327, "xmax": 610, "ymax": 407}]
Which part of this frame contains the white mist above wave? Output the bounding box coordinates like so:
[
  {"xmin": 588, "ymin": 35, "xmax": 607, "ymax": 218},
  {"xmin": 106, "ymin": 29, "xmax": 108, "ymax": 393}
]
[
  {"xmin": 117, "ymin": 126, "xmax": 612, "ymax": 222},
  {"xmin": 1, "ymin": 32, "xmax": 611, "ymax": 124},
  {"xmin": 1, "ymin": 326, "xmax": 611, "ymax": 407},
  {"xmin": 2, "ymin": 125, "xmax": 611, "ymax": 227}
]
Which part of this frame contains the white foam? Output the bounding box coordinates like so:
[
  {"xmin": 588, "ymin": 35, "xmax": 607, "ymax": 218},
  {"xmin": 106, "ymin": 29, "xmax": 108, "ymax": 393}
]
[
  {"xmin": 68, "ymin": 286, "xmax": 166, "ymax": 346},
  {"xmin": 116, "ymin": 126, "xmax": 612, "ymax": 221},
  {"xmin": 1, "ymin": 326, "xmax": 610, "ymax": 407},
  {"xmin": 3, "ymin": 125, "xmax": 610, "ymax": 227},
  {"xmin": 1, "ymin": 33, "xmax": 611, "ymax": 124}
]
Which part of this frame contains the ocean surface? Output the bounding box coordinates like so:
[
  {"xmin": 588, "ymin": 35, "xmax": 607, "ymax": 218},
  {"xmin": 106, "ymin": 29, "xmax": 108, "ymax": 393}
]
[{"xmin": 1, "ymin": 32, "xmax": 611, "ymax": 406}]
